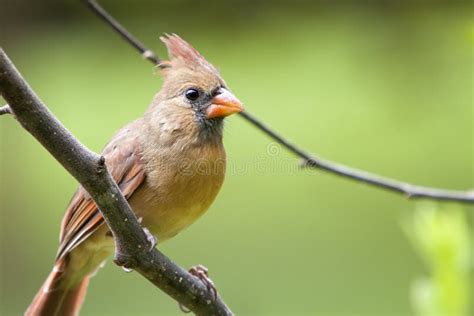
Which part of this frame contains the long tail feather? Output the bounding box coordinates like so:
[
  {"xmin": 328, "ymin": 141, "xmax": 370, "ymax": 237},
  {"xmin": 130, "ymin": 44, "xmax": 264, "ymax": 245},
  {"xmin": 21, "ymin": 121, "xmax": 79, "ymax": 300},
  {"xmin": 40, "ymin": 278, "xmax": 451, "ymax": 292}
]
[{"xmin": 25, "ymin": 262, "xmax": 90, "ymax": 316}]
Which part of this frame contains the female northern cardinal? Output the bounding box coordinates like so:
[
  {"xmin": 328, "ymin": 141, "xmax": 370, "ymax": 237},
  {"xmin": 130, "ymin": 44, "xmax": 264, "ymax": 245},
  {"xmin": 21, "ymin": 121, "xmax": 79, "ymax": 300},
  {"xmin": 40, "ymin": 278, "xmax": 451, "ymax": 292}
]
[{"xmin": 25, "ymin": 34, "xmax": 243, "ymax": 316}]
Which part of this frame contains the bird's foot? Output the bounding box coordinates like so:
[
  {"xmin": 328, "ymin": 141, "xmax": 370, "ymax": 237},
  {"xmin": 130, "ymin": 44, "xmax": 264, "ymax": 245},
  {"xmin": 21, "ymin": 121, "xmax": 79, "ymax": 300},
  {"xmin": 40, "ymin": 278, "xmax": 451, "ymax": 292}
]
[
  {"xmin": 178, "ymin": 265, "xmax": 218, "ymax": 313},
  {"xmin": 189, "ymin": 264, "xmax": 217, "ymax": 300},
  {"xmin": 142, "ymin": 227, "xmax": 157, "ymax": 251}
]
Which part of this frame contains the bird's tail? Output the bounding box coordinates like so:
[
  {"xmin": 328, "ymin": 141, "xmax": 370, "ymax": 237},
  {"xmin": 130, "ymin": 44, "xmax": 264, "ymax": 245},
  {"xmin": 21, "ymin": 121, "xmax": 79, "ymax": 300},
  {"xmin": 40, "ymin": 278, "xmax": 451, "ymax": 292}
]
[{"xmin": 25, "ymin": 260, "xmax": 90, "ymax": 316}]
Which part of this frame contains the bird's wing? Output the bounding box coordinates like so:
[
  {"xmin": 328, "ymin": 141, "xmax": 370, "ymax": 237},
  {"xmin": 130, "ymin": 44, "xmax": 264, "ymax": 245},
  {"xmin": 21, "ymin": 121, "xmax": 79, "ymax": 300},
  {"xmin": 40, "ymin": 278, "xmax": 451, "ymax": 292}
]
[{"xmin": 56, "ymin": 126, "xmax": 146, "ymax": 260}]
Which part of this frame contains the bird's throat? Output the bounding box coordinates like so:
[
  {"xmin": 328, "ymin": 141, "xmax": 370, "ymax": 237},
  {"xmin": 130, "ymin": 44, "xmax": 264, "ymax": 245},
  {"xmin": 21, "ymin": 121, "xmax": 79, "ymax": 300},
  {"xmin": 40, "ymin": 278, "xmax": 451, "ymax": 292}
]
[{"xmin": 197, "ymin": 116, "xmax": 224, "ymax": 142}]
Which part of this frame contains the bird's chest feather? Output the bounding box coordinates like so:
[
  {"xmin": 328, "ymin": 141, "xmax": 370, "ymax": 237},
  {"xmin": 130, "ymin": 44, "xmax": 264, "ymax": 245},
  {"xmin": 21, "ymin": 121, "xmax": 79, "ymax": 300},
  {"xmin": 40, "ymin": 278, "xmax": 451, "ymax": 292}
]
[{"xmin": 130, "ymin": 141, "xmax": 226, "ymax": 241}]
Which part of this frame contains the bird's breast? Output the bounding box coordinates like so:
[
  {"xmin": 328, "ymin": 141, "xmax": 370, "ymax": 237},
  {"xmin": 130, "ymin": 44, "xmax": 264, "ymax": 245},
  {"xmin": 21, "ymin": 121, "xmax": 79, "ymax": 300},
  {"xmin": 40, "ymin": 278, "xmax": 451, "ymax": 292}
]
[{"xmin": 129, "ymin": 142, "xmax": 226, "ymax": 241}]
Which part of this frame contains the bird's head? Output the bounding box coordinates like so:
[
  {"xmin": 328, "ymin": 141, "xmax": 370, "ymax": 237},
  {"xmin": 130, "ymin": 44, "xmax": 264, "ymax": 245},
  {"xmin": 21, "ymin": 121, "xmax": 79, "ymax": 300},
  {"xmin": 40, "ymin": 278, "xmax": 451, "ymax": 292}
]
[{"xmin": 149, "ymin": 34, "xmax": 243, "ymax": 140}]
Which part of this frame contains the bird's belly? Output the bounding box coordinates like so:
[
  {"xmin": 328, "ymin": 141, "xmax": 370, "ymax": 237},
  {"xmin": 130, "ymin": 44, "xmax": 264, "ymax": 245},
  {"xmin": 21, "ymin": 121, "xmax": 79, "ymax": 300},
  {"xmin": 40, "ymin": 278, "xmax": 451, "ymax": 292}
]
[
  {"xmin": 142, "ymin": 203, "xmax": 209, "ymax": 241},
  {"xmin": 128, "ymin": 162, "xmax": 225, "ymax": 242}
]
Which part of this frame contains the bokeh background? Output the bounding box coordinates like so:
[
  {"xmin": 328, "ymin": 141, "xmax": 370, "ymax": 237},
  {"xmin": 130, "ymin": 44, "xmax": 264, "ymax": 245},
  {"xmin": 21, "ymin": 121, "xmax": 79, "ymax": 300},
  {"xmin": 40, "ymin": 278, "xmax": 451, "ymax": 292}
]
[{"xmin": 1, "ymin": 1, "xmax": 473, "ymax": 315}]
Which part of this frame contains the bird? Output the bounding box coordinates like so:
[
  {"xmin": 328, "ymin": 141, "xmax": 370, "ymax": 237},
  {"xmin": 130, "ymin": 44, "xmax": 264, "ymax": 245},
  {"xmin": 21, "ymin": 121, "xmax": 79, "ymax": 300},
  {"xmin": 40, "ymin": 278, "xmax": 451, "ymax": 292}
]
[{"xmin": 25, "ymin": 34, "xmax": 243, "ymax": 316}]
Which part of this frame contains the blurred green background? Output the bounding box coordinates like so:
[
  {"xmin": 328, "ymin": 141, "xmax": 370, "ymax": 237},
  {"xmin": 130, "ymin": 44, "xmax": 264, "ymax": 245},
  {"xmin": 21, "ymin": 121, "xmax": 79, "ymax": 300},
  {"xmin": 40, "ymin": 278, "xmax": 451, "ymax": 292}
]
[{"xmin": 0, "ymin": 1, "xmax": 473, "ymax": 315}]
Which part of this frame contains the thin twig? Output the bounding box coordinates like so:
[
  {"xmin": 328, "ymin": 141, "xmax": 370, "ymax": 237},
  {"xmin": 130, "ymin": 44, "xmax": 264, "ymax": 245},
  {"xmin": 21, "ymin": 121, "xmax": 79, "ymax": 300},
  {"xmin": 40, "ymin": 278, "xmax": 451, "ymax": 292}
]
[
  {"xmin": 0, "ymin": 48, "xmax": 232, "ymax": 315},
  {"xmin": 241, "ymin": 112, "xmax": 474, "ymax": 203},
  {"xmin": 83, "ymin": 0, "xmax": 160, "ymax": 64},
  {"xmin": 82, "ymin": 0, "xmax": 474, "ymax": 204},
  {"xmin": 0, "ymin": 104, "xmax": 12, "ymax": 115}
]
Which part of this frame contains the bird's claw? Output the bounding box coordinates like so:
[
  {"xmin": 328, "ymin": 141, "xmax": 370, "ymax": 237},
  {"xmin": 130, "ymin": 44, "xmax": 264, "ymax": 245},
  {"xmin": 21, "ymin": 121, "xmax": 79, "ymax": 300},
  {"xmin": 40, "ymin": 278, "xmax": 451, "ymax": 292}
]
[
  {"xmin": 189, "ymin": 265, "xmax": 217, "ymax": 300},
  {"xmin": 178, "ymin": 265, "xmax": 218, "ymax": 313},
  {"xmin": 142, "ymin": 227, "xmax": 157, "ymax": 251}
]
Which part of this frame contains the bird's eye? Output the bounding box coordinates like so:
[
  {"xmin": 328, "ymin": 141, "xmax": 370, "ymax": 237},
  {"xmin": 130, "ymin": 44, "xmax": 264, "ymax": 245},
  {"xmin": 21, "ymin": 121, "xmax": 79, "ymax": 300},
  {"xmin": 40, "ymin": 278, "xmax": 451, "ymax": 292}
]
[{"xmin": 185, "ymin": 89, "xmax": 200, "ymax": 101}]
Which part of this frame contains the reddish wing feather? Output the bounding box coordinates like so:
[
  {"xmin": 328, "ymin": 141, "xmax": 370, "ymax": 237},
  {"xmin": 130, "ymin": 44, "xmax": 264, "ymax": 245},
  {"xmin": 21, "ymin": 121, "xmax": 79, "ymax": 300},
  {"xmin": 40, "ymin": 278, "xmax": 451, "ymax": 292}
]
[{"xmin": 57, "ymin": 126, "xmax": 145, "ymax": 260}]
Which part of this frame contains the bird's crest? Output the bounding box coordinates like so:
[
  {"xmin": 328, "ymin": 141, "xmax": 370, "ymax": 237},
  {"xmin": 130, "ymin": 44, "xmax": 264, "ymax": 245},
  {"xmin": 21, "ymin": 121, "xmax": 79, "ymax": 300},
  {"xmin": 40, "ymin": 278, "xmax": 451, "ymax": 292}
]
[{"xmin": 158, "ymin": 34, "xmax": 217, "ymax": 75}]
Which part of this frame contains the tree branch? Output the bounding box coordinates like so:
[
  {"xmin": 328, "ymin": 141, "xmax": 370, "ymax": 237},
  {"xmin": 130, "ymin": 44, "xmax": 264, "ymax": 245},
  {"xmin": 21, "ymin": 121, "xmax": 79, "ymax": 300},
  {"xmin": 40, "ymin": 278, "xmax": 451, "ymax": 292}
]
[
  {"xmin": 0, "ymin": 48, "xmax": 232, "ymax": 315},
  {"xmin": 82, "ymin": 0, "xmax": 474, "ymax": 204},
  {"xmin": 241, "ymin": 111, "xmax": 474, "ymax": 203}
]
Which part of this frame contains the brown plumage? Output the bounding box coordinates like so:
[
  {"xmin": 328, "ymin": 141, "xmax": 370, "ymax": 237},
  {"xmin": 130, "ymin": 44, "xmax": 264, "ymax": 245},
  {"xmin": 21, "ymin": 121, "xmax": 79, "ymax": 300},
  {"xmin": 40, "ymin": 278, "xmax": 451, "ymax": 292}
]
[{"xmin": 25, "ymin": 34, "xmax": 243, "ymax": 316}]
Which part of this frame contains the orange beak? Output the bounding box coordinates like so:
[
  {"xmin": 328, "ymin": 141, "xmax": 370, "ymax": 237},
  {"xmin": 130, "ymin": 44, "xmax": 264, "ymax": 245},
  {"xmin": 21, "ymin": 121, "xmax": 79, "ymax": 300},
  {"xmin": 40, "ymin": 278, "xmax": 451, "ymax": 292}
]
[{"xmin": 206, "ymin": 88, "xmax": 244, "ymax": 119}]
